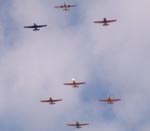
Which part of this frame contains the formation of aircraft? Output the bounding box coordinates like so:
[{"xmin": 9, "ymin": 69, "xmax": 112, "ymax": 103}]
[
  {"xmin": 99, "ymin": 97, "xmax": 121, "ymax": 104},
  {"xmin": 64, "ymin": 78, "xmax": 86, "ymax": 87},
  {"xmin": 94, "ymin": 18, "xmax": 117, "ymax": 26},
  {"xmin": 54, "ymin": 2, "xmax": 77, "ymax": 11},
  {"xmin": 24, "ymin": 23, "xmax": 47, "ymax": 31},
  {"xmin": 22, "ymin": 1, "xmax": 121, "ymax": 129},
  {"xmin": 40, "ymin": 97, "xmax": 62, "ymax": 104},
  {"xmin": 67, "ymin": 121, "xmax": 89, "ymax": 128}
]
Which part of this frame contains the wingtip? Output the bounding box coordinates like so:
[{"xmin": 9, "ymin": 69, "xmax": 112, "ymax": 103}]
[{"xmin": 93, "ymin": 21, "xmax": 98, "ymax": 23}]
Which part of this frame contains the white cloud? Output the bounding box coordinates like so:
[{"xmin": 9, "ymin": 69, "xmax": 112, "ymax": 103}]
[{"xmin": 0, "ymin": 0, "xmax": 150, "ymax": 130}]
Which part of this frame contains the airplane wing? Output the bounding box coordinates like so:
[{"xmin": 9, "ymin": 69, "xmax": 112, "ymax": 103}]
[
  {"xmin": 99, "ymin": 98, "xmax": 120, "ymax": 102},
  {"xmin": 24, "ymin": 25, "xmax": 34, "ymax": 28},
  {"xmin": 111, "ymin": 99, "xmax": 121, "ymax": 101},
  {"xmin": 99, "ymin": 99, "xmax": 109, "ymax": 102},
  {"xmin": 64, "ymin": 82, "xmax": 86, "ymax": 85},
  {"xmin": 54, "ymin": 5, "xmax": 64, "ymax": 8},
  {"xmin": 106, "ymin": 20, "xmax": 117, "ymax": 23},
  {"xmin": 75, "ymin": 82, "xmax": 86, "ymax": 85},
  {"xmin": 70, "ymin": 4, "xmax": 77, "ymax": 7},
  {"xmin": 40, "ymin": 100, "xmax": 50, "ymax": 102},
  {"xmin": 79, "ymin": 123, "xmax": 89, "ymax": 126},
  {"xmin": 52, "ymin": 99, "xmax": 62, "ymax": 102},
  {"xmin": 36, "ymin": 25, "xmax": 47, "ymax": 28},
  {"xmin": 67, "ymin": 124, "xmax": 77, "ymax": 126},
  {"xmin": 93, "ymin": 21, "xmax": 104, "ymax": 23},
  {"xmin": 54, "ymin": 6, "xmax": 60, "ymax": 8},
  {"xmin": 64, "ymin": 83, "xmax": 74, "ymax": 85}
]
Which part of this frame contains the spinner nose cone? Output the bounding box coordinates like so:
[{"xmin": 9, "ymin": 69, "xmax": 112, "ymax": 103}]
[{"xmin": 72, "ymin": 78, "xmax": 75, "ymax": 81}]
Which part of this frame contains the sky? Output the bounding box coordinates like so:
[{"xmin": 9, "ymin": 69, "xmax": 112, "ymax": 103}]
[{"xmin": 0, "ymin": 0, "xmax": 150, "ymax": 131}]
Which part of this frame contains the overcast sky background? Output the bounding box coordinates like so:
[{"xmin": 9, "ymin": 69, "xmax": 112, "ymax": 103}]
[{"xmin": 0, "ymin": 0, "xmax": 150, "ymax": 131}]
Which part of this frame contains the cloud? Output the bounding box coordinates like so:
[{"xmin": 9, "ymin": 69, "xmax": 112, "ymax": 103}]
[{"xmin": 0, "ymin": 0, "xmax": 150, "ymax": 131}]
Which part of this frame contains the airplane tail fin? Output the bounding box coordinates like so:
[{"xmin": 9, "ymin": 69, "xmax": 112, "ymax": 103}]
[
  {"xmin": 50, "ymin": 102, "xmax": 55, "ymax": 105},
  {"xmin": 108, "ymin": 101, "xmax": 113, "ymax": 104},
  {"xmin": 33, "ymin": 28, "xmax": 40, "ymax": 31},
  {"xmin": 64, "ymin": 8, "xmax": 69, "ymax": 11},
  {"xmin": 103, "ymin": 23, "xmax": 109, "ymax": 26},
  {"xmin": 73, "ymin": 85, "xmax": 79, "ymax": 88}
]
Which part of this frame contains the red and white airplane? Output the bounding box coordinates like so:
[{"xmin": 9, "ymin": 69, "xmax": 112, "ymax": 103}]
[
  {"xmin": 54, "ymin": 2, "xmax": 77, "ymax": 11},
  {"xmin": 99, "ymin": 97, "xmax": 121, "ymax": 104},
  {"xmin": 67, "ymin": 121, "xmax": 89, "ymax": 128},
  {"xmin": 40, "ymin": 97, "xmax": 62, "ymax": 104},
  {"xmin": 64, "ymin": 78, "xmax": 86, "ymax": 87},
  {"xmin": 94, "ymin": 18, "xmax": 117, "ymax": 26}
]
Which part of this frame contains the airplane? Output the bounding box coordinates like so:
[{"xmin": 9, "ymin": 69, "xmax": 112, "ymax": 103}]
[
  {"xmin": 99, "ymin": 97, "xmax": 121, "ymax": 104},
  {"xmin": 67, "ymin": 121, "xmax": 89, "ymax": 128},
  {"xmin": 24, "ymin": 23, "xmax": 47, "ymax": 31},
  {"xmin": 94, "ymin": 18, "xmax": 117, "ymax": 26},
  {"xmin": 54, "ymin": 2, "xmax": 77, "ymax": 11},
  {"xmin": 64, "ymin": 78, "xmax": 86, "ymax": 87},
  {"xmin": 40, "ymin": 97, "xmax": 62, "ymax": 104}
]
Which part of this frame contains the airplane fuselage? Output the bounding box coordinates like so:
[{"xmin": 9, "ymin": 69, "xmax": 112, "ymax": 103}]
[
  {"xmin": 107, "ymin": 97, "xmax": 113, "ymax": 104},
  {"xmin": 103, "ymin": 18, "xmax": 109, "ymax": 26},
  {"xmin": 76, "ymin": 122, "xmax": 81, "ymax": 128},
  {"xmin": 73, "ymin": 82, "xmax": 79, "ymax": 87}
]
